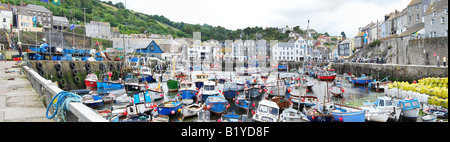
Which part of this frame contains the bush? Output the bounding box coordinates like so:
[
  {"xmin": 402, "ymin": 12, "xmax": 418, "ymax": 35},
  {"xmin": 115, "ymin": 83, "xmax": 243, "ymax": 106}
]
[{"xmin": 369, "ymin": 40, "xmax": 381, "ymax": 48}]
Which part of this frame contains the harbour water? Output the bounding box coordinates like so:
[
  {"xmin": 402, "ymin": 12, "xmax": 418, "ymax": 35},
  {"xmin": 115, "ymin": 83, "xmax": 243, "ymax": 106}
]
[{"xmin": 89, "ymin": 71, "xmax": 386, "ymax": 122}]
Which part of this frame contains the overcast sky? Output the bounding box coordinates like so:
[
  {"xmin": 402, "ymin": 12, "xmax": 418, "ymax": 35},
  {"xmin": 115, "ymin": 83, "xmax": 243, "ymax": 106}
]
[{"xmin": 108, "ymin": 0, "xmax": 411, "ymax": 38}]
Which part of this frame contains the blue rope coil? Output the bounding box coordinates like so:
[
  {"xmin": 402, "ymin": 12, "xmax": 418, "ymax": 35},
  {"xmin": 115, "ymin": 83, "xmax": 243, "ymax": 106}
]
[{"xmin": 45, "ymin": 91, "xmax": 82, "ymax": 122}]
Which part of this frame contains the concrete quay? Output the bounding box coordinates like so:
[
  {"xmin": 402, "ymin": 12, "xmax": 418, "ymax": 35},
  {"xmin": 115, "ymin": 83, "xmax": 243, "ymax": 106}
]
[{"xmin": 0, "ymin": 61, "xmax": 53, "ymax": 122}]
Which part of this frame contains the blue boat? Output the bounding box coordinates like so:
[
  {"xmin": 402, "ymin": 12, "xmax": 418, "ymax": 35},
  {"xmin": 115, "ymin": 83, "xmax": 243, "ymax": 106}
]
[
  {"xmin": 223, "ymin": 82, "xmax": 239, "ymax": 99},
  {"xmin": 200, "ymin": 81, "xmax": 219, "ymax": 101},
  {"xmin": 349, "ymin": 75, "xmax": 373, "ymax": 85},
  {"xmin": 398, "ymin": 98, "xmax": 420, "ymax": 121},
  {"xmin": 234, "ymin": 93, "xmax": 252, "ymax": 110},
  {"xmin": 195, "ymin": 74, "xmax": 209, "ymax": 89},
  {"xmin": 325, "ymin": 103, "xmax": 366, "ymax": 122},
  {"xmin": 157, "ymin": 100, "xmax": 182, "ymax": 116},
  {"xmin": 178, "ymin": 81, "xmax": 197, "ymax": 100},
  {"xmin": 205, "ymin": 95, "xmax": 229, "ymax": 114},
  {"xmin": 82, "ymin": 95, "xmax": 104, "ymax": 109},
  {"xmin": 221, "ymin": 111, "xmax": 242, "ymax": 122},
  {"xmin": 142, "ymin": 75, "xmax": 157, "ymax": 83},
  {"xmin": 103, "ymin": 81, "xmax": 124, "ymax": 90}
]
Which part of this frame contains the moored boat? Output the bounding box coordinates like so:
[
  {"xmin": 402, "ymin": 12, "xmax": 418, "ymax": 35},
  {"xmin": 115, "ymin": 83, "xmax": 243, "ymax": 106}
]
[
  {"xmin": 195, "ymin": 74, "xmax": 209, "ymax": 89},
  {"xmin": 398, "ymin": 98, "xmax": 420, "ymax": 121},
  {"xmin": 182, "ymin": 103, "xmax": 203, "ymax": 118},
  {"xmin": 199, "ymin": 81, "xmax": 219, "ymax": 101},
  {"xmin": 204, "ymin": 95, "xmax": 229, "ymax": 114},
  {"xmin": 85, "ymin": 74, "xmax": 98, "ymax": 89},
  {"xmin": 324, "ymin": 103, "xmax": 366, "ymax": 122},
  {"xmin": 157, "ymin": 100, "xmax": 182, "ymax": 116},
  {"xmin": 252, "ymin": 100, "xmax": 279, "ymax": 122},
  {"xmin": 223, "ymin": 82, "xmax": 239, "ymax": 99},
  {"xmin": 178, "ymin": 81, "xmax": 197, "ymax": 100}
]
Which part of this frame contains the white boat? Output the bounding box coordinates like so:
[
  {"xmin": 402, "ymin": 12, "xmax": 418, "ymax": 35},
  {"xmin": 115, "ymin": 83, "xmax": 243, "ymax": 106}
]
[
  {"xmin": 399, "ymin": 98, "xmax": 420, "ymax": 121},
  {"xmin": 199, "ymin": 81, "xmax": 220, "ymax": 101},
  {"xmin": 182, "ymin": 103, "xmax": 203, "ymax": 118},
  {"xmin": 360, "ymin": 96, "xmax": 402, "ymax": 122},
  {"xmin": 235, "ymin": 79, "xmax": 245, "ymax": 91},
  {"xmin": 252, "ymin": 100, "xmax": 279, "ymax": 122},
  {"xmin": 279, "ymin": 106, "xmax": 310, "ymax": 122},
  {"xmin": 266, "ymin": 77, "xmax": 287, "ymax": 97}
]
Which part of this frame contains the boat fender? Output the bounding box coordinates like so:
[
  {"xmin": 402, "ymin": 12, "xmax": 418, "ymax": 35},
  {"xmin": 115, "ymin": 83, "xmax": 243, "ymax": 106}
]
[
  {"xmin": 56, "ymin": 70, "xmax": 64, "ymax": 78},
  {"xmin": 74, "ymin": 76, "xmax": 81, "ymax": 84},
  {"xmin": 54, "ymin": 63, "xmax": 62, "ymax": 71},
  {"xmin": 85, "ymin": 63, "xmax": 91, "ymax": 70},
  {"xmin": 69, "ymin": 62, "xmax": 76, "ymax": 69},
  {"xmin": 36, "ymin": 62, "xmax": 43, "ymax": 70},
  {"xmin": 72, "ymin": 69, "xmax": 78, "ymax": 76}
]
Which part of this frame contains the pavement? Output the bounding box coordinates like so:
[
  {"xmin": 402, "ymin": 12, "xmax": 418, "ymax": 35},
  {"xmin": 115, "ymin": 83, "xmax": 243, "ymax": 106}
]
[{"xmin": 0, "ymin": 61, "xmax": 53, "ymax": 122}]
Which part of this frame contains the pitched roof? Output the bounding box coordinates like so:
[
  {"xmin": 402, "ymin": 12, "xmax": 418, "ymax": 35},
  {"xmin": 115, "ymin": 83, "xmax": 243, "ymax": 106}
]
[
  {"xmin": 425, "ymin": 0, "xmax": 448, "ymax": 14},
  {"xmin": 408, "ymin": 0, "xmax": 422, "ymax": 7},
  {"xmin": 398, "ymin": 23, "xmax": 424, "ymax": 37},
  {"xmin": 355, "ymin": 32, "xmax": 365, "ymax": 37},
  {"xmin": 25, "ymin": 4, "xmax": 52, "ymax": 13},
  {"xmin": 393, "ymin": 8, "xmax": 408, "ymax": 19}
]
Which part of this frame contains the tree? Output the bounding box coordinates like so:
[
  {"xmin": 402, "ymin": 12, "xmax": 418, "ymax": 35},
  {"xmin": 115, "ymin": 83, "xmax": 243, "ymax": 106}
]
[
  {"xmin": 114, "ymin": 2, "xmax": 125, "ymax": 9},
  {"xmin": 341, "ymin": 31, "xmax": 346, "ymax": 39}
]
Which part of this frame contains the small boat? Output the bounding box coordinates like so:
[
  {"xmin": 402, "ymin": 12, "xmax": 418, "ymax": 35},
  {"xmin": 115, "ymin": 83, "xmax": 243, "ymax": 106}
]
[
  {"xmin": 199, "ymin": 81, "xmax": 219, "ymax": 101},
  {"xmin": 182, "ymin": 103, "xmax": 203, "ymax": 118},
  {"xmin": 423, "ymin": 108, "xmax": 448, "ymax": 119},
  {"xmin": 82, "ymin": 95, "xmax": 104, "ymax": 109},
  {"xmin": 70, "ymin": 89, "xmax": 91, "ymax": 95},
  {"xmin": 349, "ymin": 74, "xmax": 373, "ymax": 85},
  {"xmin": 221, "ymin": 111, "xmax": 245, "ymax": 122},
  {"xmin": 124, "ymin": 77, "xmax": 143, "ymax": 92},
  {"xmin": 195, "ymin": 74, "xmax": 209, "ymax": 89},
  {"xmin": 398, "ymin": 98, "xmax": 420, "ymax": 121},
  {"xmin": 152, "ymin": 114, "xmax": 169, "ymax": 122},
  {"xmin": 234, "ymin": 92, "xmax": 252, "ymax": 110},
  {"xmin": 85, "ymin": 74, "xmax": 98, "ymax": 89},
  {"xmin": 122, "ymin": 114, "xmax": 152, "ymax": 122},
  {"xmin": 329, "ymin": 86, "xmax": 345, "ymax": 98},
  {"xmin": 421, "ymin": 115, "xmax": 437, "ymax": 122},
  {"xmin": 279, "ymin": 106, "xmax": 310, "ymax": 122},
  {"xmin": 223, "ymin": 82, "xmax": 239, "ymax": 99},
  {"xmin": 248, "ymin": 84, "xmax": 263, "ymax": 99},
  {"xmin": 288, "ymin": 83, "xmax": 309, "ymax": 110},
  {"xmin": 235, "ymin": 79, "xmax": 245, "ymax": 91},
  {"xmin": 324, "ymin": 103, "xmax": 366, "ymax": 122},
  {"xmin": 252, "ymin": 100, "xmax": 279, "ymax": 122},
  {"xmin": 317, "ymin": 69, "xmax": 336, "ymax": 81},
  {"xmin": 157, "ymin": 100, "xmax": 182, "ymax": 116},
  {"xmin": 196, "ymin": 110, "xmax": 211, "ymax": 122},
  {"xmin": 303, "ymin": 106, "xmax": 334, "ymax": 122},
  {"xmin": 278, "ymin": 62, "xmax": 288, "ymax": 71},
  {"xmin": 266, "ymin": 77, "xmax": 287, "ymax": 97},
  {"xmin": 113, "ymin": 94, "xmax": 133, "ymax": 109},
  {"xmin": 148, "ymin": 88, "xmax": 164, "ymax": 101},
  {"xmin": 178, "ymin": 81, "xmax": 197, "ymax": 100},
  {"xmin": 204, "ymin": 95, "xmax": 229, "ymax": 114},
  {"xmin": 141, "ymin": 66, "xmax": 157, "ymax": 83},
  {"xmin": 133, "ymin": 91, "xmax": 152, "ymax": 105}
]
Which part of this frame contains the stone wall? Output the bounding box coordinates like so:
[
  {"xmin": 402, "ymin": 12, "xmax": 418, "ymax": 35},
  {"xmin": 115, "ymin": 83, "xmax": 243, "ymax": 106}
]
[{"xmin": 331, "ymin": 62, "xmax": 448, "ymax": 82}]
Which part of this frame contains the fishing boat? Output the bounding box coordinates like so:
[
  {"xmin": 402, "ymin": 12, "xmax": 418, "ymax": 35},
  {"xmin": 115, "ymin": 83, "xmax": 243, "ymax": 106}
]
[
  {"xmin": 303, "ymin": 106, "xmax": 334, "ymax": 122},
  {"xmin": 288, "ymin": 83, "xmax": 309, "ymax": 110},
  {"xmin": 141, "ymin": 66, "xmax": 157, "ymax": 83},
  {"xmin": 157, "ymin": 100, "xmax": 182, "ymax": 116},
  {"xmin": 124, "ymin": 77, "xmax": 143, "ymax": 92},
  {"xmin": 221, "ymin": 112, "xmax": 247, "ymax": 122},
  {"xmin": 167, "ymin": 79, "xmax": 180, "ymax": 92},
  {"xmin": 195, "ymin": 74, "xmax": 209, "ymax": 89},
  {"xmin": 182, "ymin": 103, "xmax": 203, "ymax": 118},
  {"xmin": 266, "ymin": 78, "xmax": 287, "ymax": 98},
  {"xmin": 235, "ymin": 79, "xmax": 245, "ymax": 91},
  {"xmin": 223, "ymin": 82, "xmax": 239, "ymax": 99},
  {"xmin": 323, "ymin": 103, "xmax": 366, "ymax": 122},
  {"xmin": 271, "ymin": 96, "xmax": 290, "ymax": 110},
  {"xmin": 248, "ymin": 84, "xmax": 263, "ymax": 99},
  {"xmin": 279, "ymin": 106, "xmax": 310, "ymax": 122},
  {"xmin": 360, "ymin": 96, "xmax": 402, "ymax": 122},
  {"xmin": 199, "ymin": 81, "xmax": 220, "ymax": 101},
  {"xmin": 178, "ymin": 81, "xmax": 197, "ymax": 100},
  {"xmin": 278, "ymin": 62, "xmax": 288, "ymax": 71},
  {"xmin": 252, "ymin": 100, "xmax": 279, "ymax": 122},
  {"xmin": 103, "ymin": 81, "xmax": 125, "ymax": 90},
  {"xmin": 85, "ymin": 74, "xmax": 98, "ymax": 89},
  {"xmin": 82, "ymin": 95, "xmax": 103, "ymax": 109},
  {"xmin": 133, "ymin": 91, "xmax": 152, "ymax": 105},
  {"xmin": 148, "ymin": 88, "xmax": 164, "ymax": 101},
  {"xmin": 317, "ymin": 69, "xmax": 336, "ymax": 81},
  {"xmin": 234, "ymin": 92, "xmax": 252, "ymax": 110},
  {"xmin": 204, "ymin": 95, "xmax": 229, "ymax": 114},
  {"xmin": 329, "ymin": 85, "xmax": 345, "ymax": 98},
  {"xmin": 349, "ymin": 74, "xmax": 373, "ymax": 85},
  {"xmin": 398, "ymin": 98, "xmax": 420, "ymax": 121}
]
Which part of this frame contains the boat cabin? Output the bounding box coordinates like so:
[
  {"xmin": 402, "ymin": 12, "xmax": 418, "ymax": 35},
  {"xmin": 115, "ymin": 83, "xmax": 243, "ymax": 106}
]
[
  {"xmin": 203, "ymin": 81, "xmax": 216, "ymax": 91},
  {"xmin": 398, "ymin": 98, "xmax": 420, "ymax": 110},
  {"xmin": 180, "ymin": 81, "xmax": 195, "ymax": 89}
]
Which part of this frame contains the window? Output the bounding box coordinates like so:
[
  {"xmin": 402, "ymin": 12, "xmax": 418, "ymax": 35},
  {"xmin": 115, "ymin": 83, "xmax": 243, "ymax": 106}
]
[
  {"xmin": 431, "ymin": 18, "xmax": 435, "ymax": 25},
  {"xmin": 441, "ymin": 17, "xmax": 445, "ymax": 23},
  {"xmin": 3, "ymin": 18, "xmax": 5, "ymax": 23},
  {"xmin": 416, "ymin": 5, "xmax": 419, "ymax": 11},
  {"xmin": 424, "ymin": 5, "xmax": 428, "ymax": 13},
  {"xmin": 446, "ymin": 8, "xmax": 448, "ymax": 14},
  {"xmin": 416, "ymin": 14, "xmax": 420, "ymax": 21},
  {"xmin": 408, "ymin": 15, "xmax": 412, "ymax": 22},
  {"xmin": 433, "ymin": 11, "xmax": 436, "ymax": 17},
  {"xmin": 408, "ymin": 7, "xmax": 411, "ymax": 13}
]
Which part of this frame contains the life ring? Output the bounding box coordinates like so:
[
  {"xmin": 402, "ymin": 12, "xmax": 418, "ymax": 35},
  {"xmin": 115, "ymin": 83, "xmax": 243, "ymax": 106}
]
[
  {"xmin": 56, "ymin": 70, "xmax": 64, "ymax": 78},
  {"xmin": 74, "ymin": 76, "xmax": 81, "ymax": 84}
]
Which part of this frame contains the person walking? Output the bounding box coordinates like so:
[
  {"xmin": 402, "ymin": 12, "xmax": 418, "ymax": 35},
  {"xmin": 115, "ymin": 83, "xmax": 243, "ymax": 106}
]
[
  {"xmin": 437, "ymin": 55, "xmax": 440, "ymax": 67},
  {"xmin": 444, "ymin": 56, "xmax": 447, "ymax": 67}
]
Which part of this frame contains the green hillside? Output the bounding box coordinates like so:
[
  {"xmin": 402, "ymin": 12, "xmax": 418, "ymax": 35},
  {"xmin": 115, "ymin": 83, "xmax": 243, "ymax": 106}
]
[{"xmin": 3, "ymin": 0, "xmax": 311, "ymax": 42}]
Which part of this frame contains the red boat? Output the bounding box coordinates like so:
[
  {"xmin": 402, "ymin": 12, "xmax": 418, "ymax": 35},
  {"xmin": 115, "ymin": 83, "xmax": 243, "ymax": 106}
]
[
  {"xmin": 317, "ymin": 69, "xmax": 336, "ymax": 81},
  {"xmin": 85, "ymin": 74, "xmax": 98, "ymax": 89}
]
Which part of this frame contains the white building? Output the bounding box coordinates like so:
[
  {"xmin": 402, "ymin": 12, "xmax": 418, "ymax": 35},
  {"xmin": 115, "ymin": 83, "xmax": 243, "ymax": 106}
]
[{"xmin": 0, "ymin": 10, "xmax": 12, "ymax": 30}]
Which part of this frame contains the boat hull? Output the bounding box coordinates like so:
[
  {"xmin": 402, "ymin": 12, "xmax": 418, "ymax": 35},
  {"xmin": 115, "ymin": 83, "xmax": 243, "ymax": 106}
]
[
  {"xmin": 195, "ymin": 82, "xmax": 204, "ymax": 90},
  {"xmin": 142, "ymin": 75, "xmax": 157, "ymax": 83},
  {"xmin": 223, "ymin": 90, "xmax": 238, "ymax": 99},
  {"xmin": 179, "ymin": 89, "xmax": 197, "ymax": 99},
  {"xmin": 205, "ymin": 96, "xmax": 228, "ymax": 114},
  {"xmin": 402, "ymin": 108, "xmax": 420, "ymax": 120},
  {"xmin": 249, "ymin": 88, "xmax": 262, "ymax": 99},
  {"xmin": 350, "ymin": 78, "xmax": 373, "ymax": 85},
  {"xmin": 332, "ymin": 110, "xmax": 366, "ymax": 122},
  {"xmin": 317, "ymin": 75, "xmax": 336, "ymax": 81},
  {"xmin": 85, "ymin": 80, "xmax": 97, "ymax": 89},
  {"xmin": 103, "ymin": 82, "xmax": 124, "ymax": 90},
  {"xmin": 157, "ymin": 102, "xmax": 182, "ymax": 116}
]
